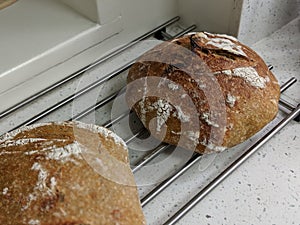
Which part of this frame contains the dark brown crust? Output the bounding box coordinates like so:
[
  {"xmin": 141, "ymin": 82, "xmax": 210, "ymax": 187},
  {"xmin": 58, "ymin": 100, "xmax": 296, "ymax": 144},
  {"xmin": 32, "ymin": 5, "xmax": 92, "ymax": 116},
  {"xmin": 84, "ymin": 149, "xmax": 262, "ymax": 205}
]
[
  {"xmin": 0, "ymin": 122, "xmax": 145, "ymax": 225},
  {"xmin": 126, "ymin": 32, "xmax": 280, "ymax": 154}
]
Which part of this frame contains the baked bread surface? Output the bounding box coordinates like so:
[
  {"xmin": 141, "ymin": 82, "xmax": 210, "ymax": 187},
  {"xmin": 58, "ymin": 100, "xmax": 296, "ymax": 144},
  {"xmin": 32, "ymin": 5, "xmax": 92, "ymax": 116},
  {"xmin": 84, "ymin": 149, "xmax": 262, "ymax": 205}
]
[
  {"xmin": 126, "ymin": 32, "xmax": 280, "ymax": 154},
  {"xmin": 0, "ymin": 121, "xmax": 145, "ymax": 225}
]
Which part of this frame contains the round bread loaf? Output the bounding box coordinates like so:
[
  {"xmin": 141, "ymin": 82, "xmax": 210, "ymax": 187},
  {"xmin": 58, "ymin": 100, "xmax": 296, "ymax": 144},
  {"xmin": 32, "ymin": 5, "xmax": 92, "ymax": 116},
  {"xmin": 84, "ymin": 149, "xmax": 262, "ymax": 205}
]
[
  {"xmin": 0, "ymin": 121, "xmax": 145, "ymax": 225},
  {"xmin": 126, "ymin": 32, "xmax": 280, "ymax": 154}
]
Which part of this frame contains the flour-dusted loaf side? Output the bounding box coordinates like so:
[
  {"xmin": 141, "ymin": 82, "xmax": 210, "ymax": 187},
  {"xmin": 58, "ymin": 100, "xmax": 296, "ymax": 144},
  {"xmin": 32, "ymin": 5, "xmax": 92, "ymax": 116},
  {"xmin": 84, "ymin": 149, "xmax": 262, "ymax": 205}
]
[
  {"xmin": 126, "ymin": 32, "xmax": 280, "ymax": 154},
  {"xmin": 0, "ymin": 121, "xmax": 145, "ymax": 225}
]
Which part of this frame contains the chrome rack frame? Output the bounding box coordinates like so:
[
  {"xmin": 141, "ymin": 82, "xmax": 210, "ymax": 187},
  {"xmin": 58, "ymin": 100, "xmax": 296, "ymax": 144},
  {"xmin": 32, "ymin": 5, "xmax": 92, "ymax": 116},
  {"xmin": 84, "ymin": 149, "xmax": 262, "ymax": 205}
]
[
  {"xmin": 0, "ymin": 16, "xmax": 195, "ymax": 120},
  {"xmin": 1, "ymin": 18, "xmax": 196, "ymax": 132},
  {"xmin": 0, "ymin": 17, "xmax": 299, "ymax": 225},
  {"xmin": 163, "ymin": 81, "xmax": 300, "ymax": 225}
]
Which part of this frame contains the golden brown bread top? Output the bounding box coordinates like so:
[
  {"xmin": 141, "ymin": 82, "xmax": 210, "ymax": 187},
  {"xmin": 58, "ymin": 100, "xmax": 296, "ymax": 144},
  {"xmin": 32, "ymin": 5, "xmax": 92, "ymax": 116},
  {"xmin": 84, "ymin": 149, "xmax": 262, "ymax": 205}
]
[
  {"xmin": 126, "ymin": 32, "xmax": 280, "ymax": 154},
  {"xmin": 0, "ymin": 121, "xmax": 145, "ymax": 225}
]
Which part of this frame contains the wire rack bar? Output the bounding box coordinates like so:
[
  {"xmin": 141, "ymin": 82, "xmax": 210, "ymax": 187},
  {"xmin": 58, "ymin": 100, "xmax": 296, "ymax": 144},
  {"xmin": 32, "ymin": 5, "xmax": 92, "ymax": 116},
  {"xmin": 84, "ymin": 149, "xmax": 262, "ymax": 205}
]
[
  {"xmin": 280, "ymin": 99, "xmax": 297, "ymax": 112},
  {"xmin": 0, "ymin": 16, "xmax": 181, "ymax": 120},
  {"xmin": 71, "ymin": 92, "xmax": 120, "ymax": 121},
  {"xmin": 141, "ymin": 153, "xmax": 202, "ymax": 207},
  {"xmin": 132, "ymin": 143, "xmax": 170, "ymax": 173},
  {"xmin": 71, "ymin": 72, "xmax": 297, "ymax": 177},
  {"xmin": 69, "ymin": 76, "xmax": 298, "ymax": 185},
  {"xmin": 172, "ymin": 25, "xmax": 197, "ymax": 38},
  {"xmin": 125, "ymin": 129, "xmax": 148, "ymax": 145},
  {"xmin": 103, "ymin": 110, "xmax": 132, "ymax": 128},
  {"xmin": 161, "ymin": 24, "xmax": 196, "ymax": 40},
  {"xmin": 278, "ymin": 77, "xmax": 298, "ymax": 119},
  {"xmin": 5, "ymin": 62, "xmax": 134, "ymax": 134},
  {"xmin": 129, "ymin": 78, "xmax": 298, "ymax": 200},
  {"xmin": 163, "ymin": 104, "xmax": 300, "ymax": 225},
  {"xmin": 3, "ymin": 25, "xmax": 197, "ymax": 136},
  {"xmin": 113, "ymin": 78, "xmax": 298, "ymax": 223},
  {"xmin": 280, "ymin": 77, "xmax": 297, "ymax": 93}
]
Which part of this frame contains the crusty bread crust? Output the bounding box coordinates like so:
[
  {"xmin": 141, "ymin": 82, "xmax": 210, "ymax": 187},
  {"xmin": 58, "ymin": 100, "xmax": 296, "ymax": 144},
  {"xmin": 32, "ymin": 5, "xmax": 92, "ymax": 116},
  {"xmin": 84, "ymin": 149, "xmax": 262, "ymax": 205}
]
[
  {"xmin": 126, "ymin": 32, "xmax": 280, "ymax": 154},
  {"xmin": 0, "ymin": 121, "xmax": 145, "ymax": 225}
]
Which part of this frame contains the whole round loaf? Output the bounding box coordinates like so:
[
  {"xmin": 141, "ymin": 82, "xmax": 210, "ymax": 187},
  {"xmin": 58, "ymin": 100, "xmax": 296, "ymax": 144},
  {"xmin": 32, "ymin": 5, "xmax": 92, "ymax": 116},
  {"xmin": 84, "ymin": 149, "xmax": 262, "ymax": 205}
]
[
  {"xmin": 126, "ymin": 32, "xmax": 280, "ymax": 154},
  {"xmin": 0, "ymin": 121, "xmax": 145, "ymax": 225}
]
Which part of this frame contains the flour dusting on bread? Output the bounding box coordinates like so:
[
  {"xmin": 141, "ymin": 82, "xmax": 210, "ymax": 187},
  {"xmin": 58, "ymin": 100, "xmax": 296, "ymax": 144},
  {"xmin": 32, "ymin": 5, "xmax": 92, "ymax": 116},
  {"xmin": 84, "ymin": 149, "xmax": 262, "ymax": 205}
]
[
  {"xmin": 127, "ymin": 31, "xmax": 280, "ymax": 154},
  {"xmin": 206, "ymin": 37, "xmax": 247, "ymax": 57},
  {"xmin": 0, "ymin": 121, "xmax": 145, "ymax": 224},
  {"xmin": 232, "ymin": 67, "xmax": 267, "ymax": 88},
  {"xmin": 152, "ymin": 99, "xmax": 172, "ymax": 132}
]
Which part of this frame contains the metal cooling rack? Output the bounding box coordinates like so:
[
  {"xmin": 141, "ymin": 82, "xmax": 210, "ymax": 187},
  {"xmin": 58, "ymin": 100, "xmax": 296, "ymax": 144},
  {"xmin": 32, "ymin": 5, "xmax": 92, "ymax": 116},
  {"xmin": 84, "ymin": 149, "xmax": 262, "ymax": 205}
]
[{"xmin": 0, "ymin": 17, "xmax": 299, "ymax": 225}]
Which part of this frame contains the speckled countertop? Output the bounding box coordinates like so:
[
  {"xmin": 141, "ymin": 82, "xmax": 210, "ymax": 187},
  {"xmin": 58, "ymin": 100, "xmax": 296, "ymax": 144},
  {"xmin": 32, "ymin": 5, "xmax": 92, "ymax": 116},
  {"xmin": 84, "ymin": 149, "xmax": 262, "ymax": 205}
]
[
  {"xmin": 0, "ymin": 13, "xmax": 299, "ymax": 225},
  {"xmin": 169, "ymin": 17, "xmax": 300, "ymax": 225}
]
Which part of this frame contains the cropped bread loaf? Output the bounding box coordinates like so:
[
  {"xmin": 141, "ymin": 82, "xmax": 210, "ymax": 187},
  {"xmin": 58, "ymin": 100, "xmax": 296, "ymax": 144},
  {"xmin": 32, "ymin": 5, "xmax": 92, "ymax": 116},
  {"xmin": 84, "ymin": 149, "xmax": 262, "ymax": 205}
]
[
  {"xmin": 0, "ymin": 121, "xmax": 145, "ymax": 225},
  {"xmin": 126, "ymin": 32, "xmax": 280, "ymax": 154}
]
